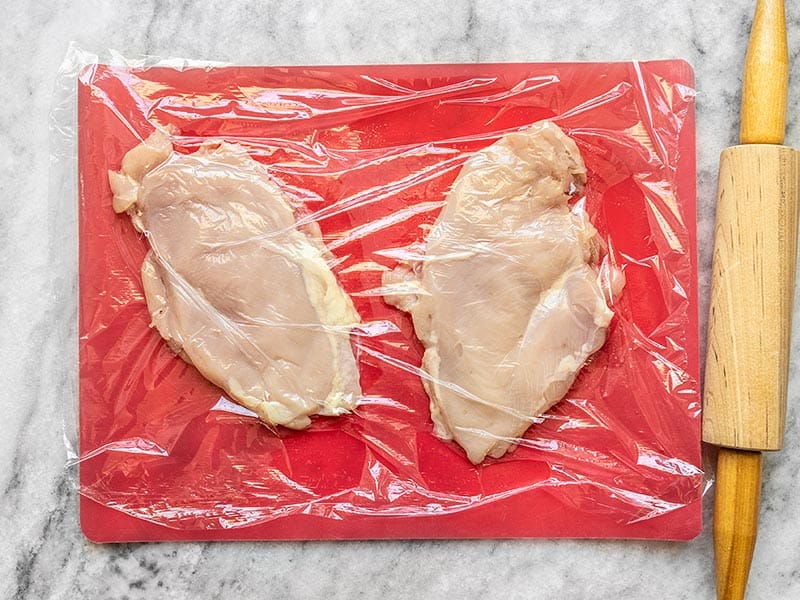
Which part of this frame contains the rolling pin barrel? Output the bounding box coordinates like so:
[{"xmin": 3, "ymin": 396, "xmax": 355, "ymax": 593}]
[{"xmin": 703, "ymin": 144, "xmax": 800, "ymax": 451}]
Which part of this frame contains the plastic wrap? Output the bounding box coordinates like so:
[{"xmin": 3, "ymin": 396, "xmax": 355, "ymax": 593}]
[{"xmin": 59, "ymin": 46, "xmax": 701, "ymax": 541}]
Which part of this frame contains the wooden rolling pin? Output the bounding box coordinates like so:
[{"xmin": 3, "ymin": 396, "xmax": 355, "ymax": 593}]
[{"xmin": 703, "ymin": 1, "xmax": 799, "ymax": 598}]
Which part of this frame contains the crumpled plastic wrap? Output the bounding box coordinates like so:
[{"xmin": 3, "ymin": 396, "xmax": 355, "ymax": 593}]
[{"xmin": 58, "ymin": 46, "xmax": 701, "ymax": 541}]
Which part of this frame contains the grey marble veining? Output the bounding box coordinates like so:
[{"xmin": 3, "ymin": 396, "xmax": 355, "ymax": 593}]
[{"xmin": 1, "ymin": 0, "xmax": 800, "ymax": 598}]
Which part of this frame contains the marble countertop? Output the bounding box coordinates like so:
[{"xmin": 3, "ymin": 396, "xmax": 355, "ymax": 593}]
[{"xmin": 2, "ymin": 0, "xmax": 800, "ymax": 598}]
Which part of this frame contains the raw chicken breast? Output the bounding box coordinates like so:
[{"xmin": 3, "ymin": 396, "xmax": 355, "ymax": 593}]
[
  {"xmin": 383, "ymin": 121, "xmax": 618, "ymax": 463},
  {"xmin": 109, "ymin": 131, "xmax": 361, "ymax": 429}
]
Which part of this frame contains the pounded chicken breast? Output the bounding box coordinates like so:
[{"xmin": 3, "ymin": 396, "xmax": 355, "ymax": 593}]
[
  {"xmin": 383, "ymin": 121, "xmax": 619, "ymax": 463},
  {"xmin": 110, "ymin": 131, "xmax": 361, "ymax": 429}
]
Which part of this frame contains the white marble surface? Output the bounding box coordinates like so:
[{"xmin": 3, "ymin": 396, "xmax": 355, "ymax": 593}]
[{"xmin": 2, "ymin": 0, "xmax": 800, "ymax": 598}]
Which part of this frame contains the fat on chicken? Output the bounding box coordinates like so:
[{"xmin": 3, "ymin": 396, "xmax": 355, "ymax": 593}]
[
  {"xmin": 383, "ymin": 121, "xmax": 620, "ymax": 463},
  {"xmin": 109, "ymin": 131, "xmax": 361, "ymax": 429}
]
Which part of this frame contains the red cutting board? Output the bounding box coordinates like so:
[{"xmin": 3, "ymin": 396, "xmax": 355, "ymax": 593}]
[{"xmin": 77, "ymin": 60, "xmax": 701, "ymax": 542}]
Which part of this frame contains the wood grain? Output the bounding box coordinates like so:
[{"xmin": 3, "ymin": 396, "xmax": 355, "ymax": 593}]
[
  {"xmin": 714, "ymin": 448, "xmax": 762, "ymax": 600},
  {"xmin": 740, "ymin": 0, "xmax": 788, "ymax": 144},
  {"xmin": 703, "ymin": 144, "xmax": 800, "ymax": 450}
]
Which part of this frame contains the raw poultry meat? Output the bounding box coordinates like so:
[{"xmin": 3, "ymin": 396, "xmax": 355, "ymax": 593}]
[
  {"xmin": 109, "ymin": 131, "xmax": 362, "ymax": 429},
  {"xmin": 383, "ymin": 121, "xmax": 619, "ymax": 463}
]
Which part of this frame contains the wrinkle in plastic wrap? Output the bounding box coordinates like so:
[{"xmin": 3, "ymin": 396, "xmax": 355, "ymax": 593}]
[{"xmin": 70, "ymin": 52, "xmax": 701, "ymax": 541}]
